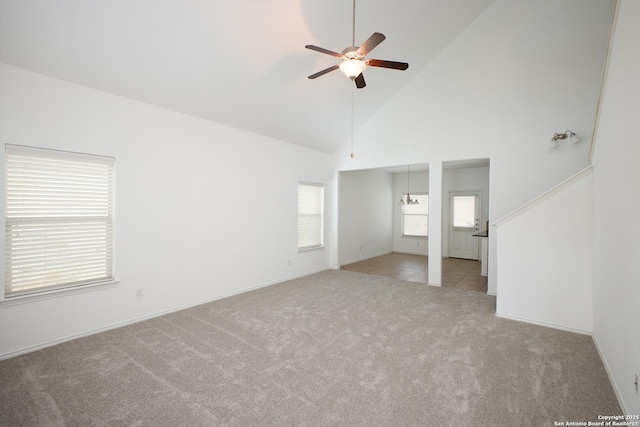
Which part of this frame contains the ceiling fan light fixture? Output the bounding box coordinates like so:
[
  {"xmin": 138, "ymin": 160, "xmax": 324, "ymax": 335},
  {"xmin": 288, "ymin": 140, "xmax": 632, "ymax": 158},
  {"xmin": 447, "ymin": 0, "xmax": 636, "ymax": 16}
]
[{"xmin": 339, "ymin": 59, "xmax": 366, "ymax": 79}]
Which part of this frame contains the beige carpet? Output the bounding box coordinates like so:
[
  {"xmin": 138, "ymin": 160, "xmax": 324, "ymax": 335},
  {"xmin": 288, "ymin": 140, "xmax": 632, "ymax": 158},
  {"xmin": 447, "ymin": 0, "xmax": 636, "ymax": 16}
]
[{"xmin": 0, "ymin": 270, "xmax": 621, "ymax": 426}]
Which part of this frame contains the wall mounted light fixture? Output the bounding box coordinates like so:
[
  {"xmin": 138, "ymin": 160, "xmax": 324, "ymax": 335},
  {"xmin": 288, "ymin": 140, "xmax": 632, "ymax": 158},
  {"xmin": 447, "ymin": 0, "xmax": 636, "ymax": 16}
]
[{"xmin": 550, "ymin": 130, "xmax": 581, "ymax": 148}]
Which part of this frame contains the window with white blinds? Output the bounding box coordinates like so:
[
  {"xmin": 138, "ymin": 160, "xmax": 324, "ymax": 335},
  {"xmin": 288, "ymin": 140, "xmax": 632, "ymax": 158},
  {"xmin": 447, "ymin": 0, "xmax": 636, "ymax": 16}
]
[
  {"xmin": 5, "ymin": 144, "xmax": 115, "ymax": 298},
  {"xmin": 297, "ymin": 181, "xmax": 324, "ymax": 251},
  {"xmin": 402, "ymin": 193, "xmax": 429, "ymax": 237}
]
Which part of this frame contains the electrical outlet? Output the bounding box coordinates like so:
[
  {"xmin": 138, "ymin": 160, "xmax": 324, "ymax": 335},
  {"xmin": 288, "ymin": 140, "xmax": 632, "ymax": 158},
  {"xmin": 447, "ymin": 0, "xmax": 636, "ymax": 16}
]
[
  {"xmin": 635, "ymin": 373, "xmax": 638, "ymax": 394},
  {"xmin": 359, "ymin": 245, "xmax": 362, "ymax": 251},
  {"xmin": 136, "ymin": 289, "xmax": 143, "ymax": 299},
  {"xmin": 287, "ymin": 259, "xmax": 291, "ymax": 266}
]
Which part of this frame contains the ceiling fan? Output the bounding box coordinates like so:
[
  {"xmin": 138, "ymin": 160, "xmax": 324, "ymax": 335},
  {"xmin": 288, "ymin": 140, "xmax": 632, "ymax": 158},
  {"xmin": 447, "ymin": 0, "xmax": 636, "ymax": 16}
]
[{"xmin": 305, "ymin": 1, "xmax": 409, "ymax": 89}]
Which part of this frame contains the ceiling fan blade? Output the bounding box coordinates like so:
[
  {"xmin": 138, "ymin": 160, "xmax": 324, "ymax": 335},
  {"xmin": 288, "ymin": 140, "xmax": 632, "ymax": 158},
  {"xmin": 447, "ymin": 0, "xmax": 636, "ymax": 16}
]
[
  {"xmin": 354, "ymin": 73, "xmax": 366, "ymax": 89},
  {"xmin": 308, "ymin": 65, "xmax": 340, "ymax": 79},
  {"xmin": 356, "ymin": 32, "xmax": 386, "ymax": 56},
  {"xmin": 367, "ymin": 59, "xmax": 409, "ymax": 70},
  {"xmin": 305, "ymin": 45, "xmax": 343, "ymax": 57}
]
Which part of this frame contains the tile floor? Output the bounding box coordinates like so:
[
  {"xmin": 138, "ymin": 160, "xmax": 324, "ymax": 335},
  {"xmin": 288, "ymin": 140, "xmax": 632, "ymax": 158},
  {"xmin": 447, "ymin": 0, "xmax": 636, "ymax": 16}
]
[{"xmin": 340, "ymin": 252, "xmax": 488, "ymax": 293}]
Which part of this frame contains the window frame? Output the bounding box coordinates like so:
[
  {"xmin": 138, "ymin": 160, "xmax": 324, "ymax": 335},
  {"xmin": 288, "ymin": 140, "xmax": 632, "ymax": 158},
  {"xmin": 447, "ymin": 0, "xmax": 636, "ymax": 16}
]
[
  {"xmin": 297, "ymin": 181, "xmax": 324, "ymax": 251},
  {"xmin": 4, "ymin": 144, "xmax": 116, "ymax": 301}
]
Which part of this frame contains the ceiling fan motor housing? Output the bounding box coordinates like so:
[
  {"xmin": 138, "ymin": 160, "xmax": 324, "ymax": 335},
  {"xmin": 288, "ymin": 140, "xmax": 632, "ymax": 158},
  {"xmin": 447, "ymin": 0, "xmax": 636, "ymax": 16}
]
[{"xmin": 342, "ymin": 47, "xmax": 363, "ymax": 60}]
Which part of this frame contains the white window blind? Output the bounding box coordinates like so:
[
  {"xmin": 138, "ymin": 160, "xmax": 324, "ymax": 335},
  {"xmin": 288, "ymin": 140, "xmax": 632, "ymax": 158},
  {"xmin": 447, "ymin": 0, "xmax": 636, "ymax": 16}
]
[
  {"xmin": 402, "ymin": 194, "xmax": 429, "ymax": 237},
  {"xmin": 5, "ymin": 144, "xmax": 115, "ymax": 298},
  {"xmin": 452, "ymin": 195, "xmax": 476, "ymax": 228},
  {"xmin": 297, "ymin": 182, "xmax": 324, "ymax": 250}
]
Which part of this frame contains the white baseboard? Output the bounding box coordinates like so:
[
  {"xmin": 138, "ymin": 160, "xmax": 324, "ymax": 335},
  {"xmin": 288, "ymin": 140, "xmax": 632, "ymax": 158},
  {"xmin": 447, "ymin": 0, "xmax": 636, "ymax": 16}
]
[
  {"xmin": 0, "ymin": 268, "xmax": 329, "ymax": 361},
  {"xmin": 495, "ymin": 311, "xmax": 592, "ymax": 335},
  {"xmin": 592, "ymin": 334, "xmax": 629, "ymax": 415}
]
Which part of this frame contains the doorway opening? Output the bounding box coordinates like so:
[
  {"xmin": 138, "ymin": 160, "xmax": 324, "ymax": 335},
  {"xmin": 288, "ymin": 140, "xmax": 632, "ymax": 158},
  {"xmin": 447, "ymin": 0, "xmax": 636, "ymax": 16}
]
[
  {"xmin": 449, "ymin": 191, "xmax": 481, "ymax": 260},
  {"xmin": 442, "ymin": 159, "xmax": 490, "ymax": 291}
]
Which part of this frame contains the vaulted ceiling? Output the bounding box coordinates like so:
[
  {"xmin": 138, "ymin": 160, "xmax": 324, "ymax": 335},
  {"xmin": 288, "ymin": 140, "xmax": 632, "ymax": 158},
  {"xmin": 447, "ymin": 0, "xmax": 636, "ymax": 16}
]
[{"xmin": 0, "ymin": 0, "xmax": 496, "ymax": 153}]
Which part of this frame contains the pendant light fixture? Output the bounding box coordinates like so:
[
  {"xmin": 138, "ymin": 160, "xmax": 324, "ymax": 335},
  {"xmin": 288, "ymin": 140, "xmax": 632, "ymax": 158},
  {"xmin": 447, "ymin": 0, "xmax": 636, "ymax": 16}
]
[{"xmin": 399, "ymin": 165, "xmax": 419, "ymax": 205}]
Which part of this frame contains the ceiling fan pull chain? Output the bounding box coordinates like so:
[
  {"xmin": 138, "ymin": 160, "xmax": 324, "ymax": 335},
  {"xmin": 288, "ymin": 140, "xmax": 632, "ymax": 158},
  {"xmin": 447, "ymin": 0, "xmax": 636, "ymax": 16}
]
[{"xmin": 350, "ymin": 84, "xmax": 355, "ymax": 158}]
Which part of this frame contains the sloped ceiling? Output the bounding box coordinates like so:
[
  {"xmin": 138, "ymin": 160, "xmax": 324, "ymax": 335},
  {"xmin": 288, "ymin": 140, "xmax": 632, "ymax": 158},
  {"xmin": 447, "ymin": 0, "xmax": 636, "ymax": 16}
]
[{"xmin": 0, "ymin": 0, "xmax": 495, "ymax": 153}]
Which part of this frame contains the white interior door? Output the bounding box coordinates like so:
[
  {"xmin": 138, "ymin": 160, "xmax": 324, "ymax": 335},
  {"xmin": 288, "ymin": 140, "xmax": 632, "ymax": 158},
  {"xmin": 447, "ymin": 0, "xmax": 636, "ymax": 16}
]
[{"xmin": 449, "ymin": 192, "xmax": 481, "ymax": 260}]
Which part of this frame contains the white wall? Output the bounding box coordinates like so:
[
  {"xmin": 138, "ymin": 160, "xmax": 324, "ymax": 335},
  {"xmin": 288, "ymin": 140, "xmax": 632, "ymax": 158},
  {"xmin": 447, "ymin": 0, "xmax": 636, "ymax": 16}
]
[
  {"xmin": 338, "ymin": 169, "xmax": 394, "ymax": 265},
  {"xmin": 495, "ymin": 169, "xmax": 593, "ymax": 333},
  {"xmin": 392, "ymin": 170, "xmax": 429, "ymax": 255},
  {"xmin": 442, "ymin": 166, "xmax": 490, "ymax": 258},
  {"xmin": 331, "ymin": 0, "xmax": 613, "ymax": 295},
  {"xmin": 0, "ymin": 64, "xmax": 332, "ymax": 359},
  {"xmin": 591, "ymin": 0, "xmax": 640, "ymax": 415}
]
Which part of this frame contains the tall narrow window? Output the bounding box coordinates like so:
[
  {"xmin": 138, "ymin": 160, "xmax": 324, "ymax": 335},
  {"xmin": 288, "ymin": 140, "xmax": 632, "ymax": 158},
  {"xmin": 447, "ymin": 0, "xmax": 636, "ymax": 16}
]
[
  {"xmin": 402, "ymin": 193, "xmax": 429, "ymax": 236},
  {"xmin": 5, "ymin": 144, "xmax": 115, "ymax": 298},
  {"xmin": 297, "ymin": 181, "xmax": 324, "ymax": 250}
]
